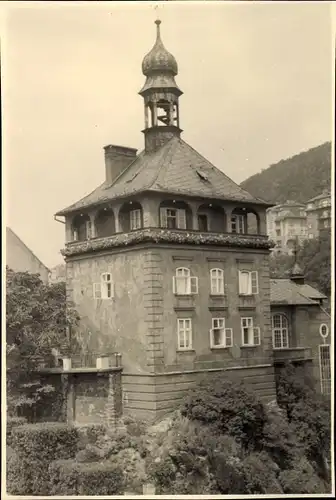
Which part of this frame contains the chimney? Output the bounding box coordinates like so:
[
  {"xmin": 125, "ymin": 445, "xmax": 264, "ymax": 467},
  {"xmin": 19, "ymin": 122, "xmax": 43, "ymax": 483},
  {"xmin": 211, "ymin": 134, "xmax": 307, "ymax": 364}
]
[{"xmin": 104, "ymin": 145, "xmax": 137, "ymax": 185}]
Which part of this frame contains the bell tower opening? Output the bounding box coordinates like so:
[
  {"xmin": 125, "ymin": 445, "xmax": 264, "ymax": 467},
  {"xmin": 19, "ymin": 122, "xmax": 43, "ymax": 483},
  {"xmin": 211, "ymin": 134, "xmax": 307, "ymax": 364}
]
[{"xmin": 140, "ymin": 20, "xmax": 183, "ymax": 152}]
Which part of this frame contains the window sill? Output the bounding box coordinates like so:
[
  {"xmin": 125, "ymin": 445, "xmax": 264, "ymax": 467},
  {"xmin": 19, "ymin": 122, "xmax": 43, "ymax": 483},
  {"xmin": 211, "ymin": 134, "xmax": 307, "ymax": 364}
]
[
  {"xmin": 174, "ymin": 294, "xmax": 196, "ymax": 298},
  {"xmin": 239, "ymin": 294, "xmax": 256, "ymax": 298},
  {"xmin": 210, "ymin": 346, "xmax": 230, "ymax": 350},
  {"xmin": 210, "ymin": 294, "xmax": 226, "ymax": 298},
  {"xmin": 241, "ymin": 344, "xmax": 259, "ymax": 348},
  {"xmin": 176, "ymin": 349, "xmax": 195, "ymax": 353}
]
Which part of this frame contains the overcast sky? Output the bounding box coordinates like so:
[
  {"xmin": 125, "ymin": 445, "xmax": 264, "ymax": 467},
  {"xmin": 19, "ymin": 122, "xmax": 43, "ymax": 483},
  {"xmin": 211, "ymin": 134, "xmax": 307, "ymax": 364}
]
[{"xmin": 2, "ymin": 1, "xmax": 333, "ymax": 268}]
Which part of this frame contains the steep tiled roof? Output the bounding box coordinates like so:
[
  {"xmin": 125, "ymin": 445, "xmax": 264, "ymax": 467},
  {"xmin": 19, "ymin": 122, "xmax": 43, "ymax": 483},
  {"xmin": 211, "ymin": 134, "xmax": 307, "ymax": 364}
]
[
  {"xmin": 56, "ymin": 137, "xmax": 271, "ymax": 216},
  {"xmin": 270, "ymin": 278, "xmax": 326, "ymax": 306}
]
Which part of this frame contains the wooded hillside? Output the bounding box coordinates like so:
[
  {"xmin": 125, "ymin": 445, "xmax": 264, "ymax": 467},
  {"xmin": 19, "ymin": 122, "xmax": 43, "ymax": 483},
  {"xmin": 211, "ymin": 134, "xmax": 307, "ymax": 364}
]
[{"xmin": 241, "ymin": 142, "xmax": 331, "ymax": 204}]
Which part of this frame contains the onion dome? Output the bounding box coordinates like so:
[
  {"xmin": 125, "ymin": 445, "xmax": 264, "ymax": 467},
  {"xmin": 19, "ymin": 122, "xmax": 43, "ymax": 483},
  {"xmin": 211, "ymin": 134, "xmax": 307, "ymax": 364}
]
[{"xmin": 142, "ymin": 20, "xmax": 178, "ymax": 76}]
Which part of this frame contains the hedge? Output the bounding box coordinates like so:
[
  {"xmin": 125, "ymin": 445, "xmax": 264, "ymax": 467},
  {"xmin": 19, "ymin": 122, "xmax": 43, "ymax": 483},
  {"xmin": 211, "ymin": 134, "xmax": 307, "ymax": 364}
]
[
  {"xmin": 6, "ymin": 416, "xmax": 27, "ymax": 446},
  {"xmin": 7, "ymin": 422, "xmax": 79, "ymax": 495},
  {"xmin": 49, "ymin": 459, "xmax": 125, "ymax": 495}
]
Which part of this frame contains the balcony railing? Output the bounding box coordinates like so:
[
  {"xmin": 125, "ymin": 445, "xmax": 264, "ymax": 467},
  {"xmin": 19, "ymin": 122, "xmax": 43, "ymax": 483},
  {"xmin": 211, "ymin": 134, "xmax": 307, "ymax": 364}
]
[
  {"xmin": 62, "ymin": 227, "xmax": 272, "ymax": 257},
  {"xmin": 273, "ymin": 347, "xmax": 313, "ymax": 364}
]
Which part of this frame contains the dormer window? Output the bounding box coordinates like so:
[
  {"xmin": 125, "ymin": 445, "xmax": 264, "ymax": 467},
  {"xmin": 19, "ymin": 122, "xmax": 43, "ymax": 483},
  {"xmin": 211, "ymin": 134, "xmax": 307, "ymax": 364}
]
[{"xmin": 160, "ymin": 208, "xmax": 186, "ymax": 229}]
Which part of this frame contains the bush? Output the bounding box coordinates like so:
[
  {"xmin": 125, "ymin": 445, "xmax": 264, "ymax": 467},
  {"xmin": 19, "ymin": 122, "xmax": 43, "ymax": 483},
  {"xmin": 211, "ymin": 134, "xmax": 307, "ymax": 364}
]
[
  {"xmin": 240, "ymin": 452, "xmax": 282, "ymax": 494},
  {"xmin": 7, "ymin": 422, "xmax": 79, "ymax": 495},
  {"xmin": 6, "ymin": 416, "xmax": 27, "ymax": 446},
  {"xmin": 279, "ymin": 457, "xmax": 328, "ymax": 494},
  {"xmin": 213, "ymin": 454, "xmax": 246, "ymax": 494},
  {"xmin": 181, "ymin": 377, "xmax": 267, "ymax": 451},
  {"xmin": 49, "ymin": 459, "xmax": 125, "ymax": 495}
]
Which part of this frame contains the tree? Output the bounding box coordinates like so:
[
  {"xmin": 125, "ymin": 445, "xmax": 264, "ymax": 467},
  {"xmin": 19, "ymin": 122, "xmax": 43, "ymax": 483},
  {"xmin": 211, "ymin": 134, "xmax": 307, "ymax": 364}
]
[
  {"xmin": 6, "ymin": 267, "xmax": 79, "ymax": 417},
  {"xmin": 298, "ymin": 230, "xmax": 331, "ymax": 297}
]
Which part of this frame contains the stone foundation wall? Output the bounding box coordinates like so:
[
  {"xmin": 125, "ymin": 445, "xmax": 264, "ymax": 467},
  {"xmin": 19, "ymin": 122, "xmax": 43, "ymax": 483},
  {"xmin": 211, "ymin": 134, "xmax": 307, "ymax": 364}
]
[{"xmin": 122, "ymin": 364, "xmax": 276, "ymax": 421}]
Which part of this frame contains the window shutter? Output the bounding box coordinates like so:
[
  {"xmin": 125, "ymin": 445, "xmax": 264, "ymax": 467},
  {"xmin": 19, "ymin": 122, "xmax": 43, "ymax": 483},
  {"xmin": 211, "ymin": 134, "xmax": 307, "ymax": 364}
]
[
  {"xmin": 73, "ymin": 229, "xmax": 78, "ymax": 241},
  {"xmin": 177, "ymin": 209, "xmax": 187, "ymax": 229},
  {"xmin": 224, "ymin": 328, "xmax": 233, "ymax": 348},
  {"xmin": 93, "ymin": 283, "xmax": 101, "ymax": 299},
  {"xmin": 110, "ymin": 282, "xmax": 115, "ymax": 299},
  {"xmin": 160, "ymin": 208, "xmax": 168, "ymax": 228},
  {"xmin": 253, "ymin": 327, "xmax": 261, "ymax": 346},
  {"xmin": 238, "ymin": 271, "xmax": 243, "ymax": 294},
  {"xmin": 209, "ymin": 329, "xmax": 214, "ymax": 348},
  {"xmin": 190, "ymin": 276, "xmax": 198, "ymax": 294},
  {"xmin": 172, "ymin": 276, "xmax": 177, "ymax": 294},
  {"xmin": 251, "ymin": 271, "xmax": 259, "ymax": 294}
]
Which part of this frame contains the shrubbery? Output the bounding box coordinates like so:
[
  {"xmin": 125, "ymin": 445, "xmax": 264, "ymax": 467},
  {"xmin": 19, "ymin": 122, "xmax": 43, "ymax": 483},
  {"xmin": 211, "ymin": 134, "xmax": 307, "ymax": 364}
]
[
  {"xmin": 181, "ymin": 376, "xmax": 267, "ymax": 451},
  {"xmin": 6, "ymin": 416, "xmax": 27, "ymax": 446},
  {"xmin": 49, "ymin": 459, "xmax": 124, "ymax": 495},
  {"xmin": 7, "ymin": 422, "xmax": 79, "ymax": 495}
]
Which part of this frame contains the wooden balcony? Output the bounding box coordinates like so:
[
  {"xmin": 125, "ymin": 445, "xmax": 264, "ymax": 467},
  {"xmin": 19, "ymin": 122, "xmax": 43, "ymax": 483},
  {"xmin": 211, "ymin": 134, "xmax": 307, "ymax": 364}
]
[{"xmin": 273, "ymin": 347, "xmax": 313, "ymax": 364}]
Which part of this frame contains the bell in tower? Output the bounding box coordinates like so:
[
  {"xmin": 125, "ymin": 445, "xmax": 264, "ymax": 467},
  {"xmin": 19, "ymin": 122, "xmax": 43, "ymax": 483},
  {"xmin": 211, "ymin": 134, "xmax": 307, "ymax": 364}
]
[{"xmin": 139, "ymin": 20, "xmax": 183, "ymax": 152}]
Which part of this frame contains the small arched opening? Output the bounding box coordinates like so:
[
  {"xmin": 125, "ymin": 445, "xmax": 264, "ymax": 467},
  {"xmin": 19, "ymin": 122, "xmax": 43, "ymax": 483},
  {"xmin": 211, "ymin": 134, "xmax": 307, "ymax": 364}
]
[
  {"xmin": 72, "ymin": 213, "xmax": 91, "ymax": 241},
  {"xmin": 95, "ymin": 207, "xmax": 116, "ymax": 238},
  {"xmin": 159, "ymin": 200, "xmax": 192, "ymax": 230},
  {"xmin": 197, "ymin": 203, "xmax": 226, "ymax": 233},
  {"xmin": 119, "ymin": 201, "xmax": 143, "ymax": 232},
  {"xmin": 231, "ymin": 207, "xmax": 260, "ymax": 234}
]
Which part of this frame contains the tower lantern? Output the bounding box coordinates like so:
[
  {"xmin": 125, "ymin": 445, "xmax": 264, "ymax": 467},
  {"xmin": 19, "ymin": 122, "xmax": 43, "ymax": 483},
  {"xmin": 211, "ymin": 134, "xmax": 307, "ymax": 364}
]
[{"xmin": 139, "ymin": 20, "xmax": 183, "ymax": 152}]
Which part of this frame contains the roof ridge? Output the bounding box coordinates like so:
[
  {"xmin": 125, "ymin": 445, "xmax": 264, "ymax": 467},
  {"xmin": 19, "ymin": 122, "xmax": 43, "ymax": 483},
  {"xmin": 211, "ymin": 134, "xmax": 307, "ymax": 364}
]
[{"xmin": 179, "ymin": 139, "xmax": 268, "ymax": 205}]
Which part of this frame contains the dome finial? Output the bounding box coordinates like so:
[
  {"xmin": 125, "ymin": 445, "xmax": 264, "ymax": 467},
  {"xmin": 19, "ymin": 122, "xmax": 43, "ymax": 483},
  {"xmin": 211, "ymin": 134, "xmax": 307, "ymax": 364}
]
[{"xmin": 155, "ymin": 19, "xmax": 161, "ymax": 39}]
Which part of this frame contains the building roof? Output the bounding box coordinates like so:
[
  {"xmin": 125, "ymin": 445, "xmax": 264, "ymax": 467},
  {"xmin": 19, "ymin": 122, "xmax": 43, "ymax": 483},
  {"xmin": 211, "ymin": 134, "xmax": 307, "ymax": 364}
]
[
  {"xmin": 6, "ymin": 227, "xmax": 50, "ymax": 273},
  {"xmin": 270, "ymin": 278, "xmax": 326, "ymax": 306},
  {"xmin": 306, "ymin": 191, "xmax": 330, "ymax": 203},
  {"xmin": 56, "ymin": 136, "xmax": 271, "ymax": 216}
]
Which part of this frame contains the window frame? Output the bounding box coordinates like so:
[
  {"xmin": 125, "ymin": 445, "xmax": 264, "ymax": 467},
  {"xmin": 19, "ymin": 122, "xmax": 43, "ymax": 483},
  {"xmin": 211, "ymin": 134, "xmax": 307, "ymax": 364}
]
[
  {"xmin": 173, "ymin": 267, "xmax": 198, "ymax": 296},
  {"xmin": 238, "ymin": 270, "xmax": 259, "ymax": 295},
  {"xmin": 177, "ymin": 318, "xmax": 193, "ymax": 351},
  {"xmin": 241, "ymin": 317, "xmax": 260, "ymax": 347},
  {"xmin": 210, "ymin": 317, "xmax": 233, "ymax": 349},
  {"xmin": 231, "ymin": 214, "xmax": 245, "ymax": 234},
  {"xmin": 271, "ymin": 313, "xmax": 289, "ymax": 349},
  {"xmin": 319, "ymin": 344, "xmax": 331, "ymax": 395},
  {"xmin": 93, "ymin": 272, "xmax": 115, "ymax": 300},
  {"xmin": 160, "ymin": 207, "xmax": 187, "ymax": 230},
  {"xmin": 210, "ymin": 268, "xmax": 225, "ymax": 295},
  {"xmin": 130, "ymin": 209, "xmax": 142, "ymax": 230}
]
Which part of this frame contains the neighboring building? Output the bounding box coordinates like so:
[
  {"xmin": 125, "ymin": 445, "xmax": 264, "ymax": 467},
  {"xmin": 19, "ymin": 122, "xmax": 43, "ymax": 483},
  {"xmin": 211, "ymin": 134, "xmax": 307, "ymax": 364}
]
[
  {"xmin": 266, "ymin": 201, "xmax": 307, "ymax": 255},
  {"xmin": 270, "ymin": 262, "xmax": 331, "ymax": 396},
  {"xmin": 305, "ymin": 190, "xmax": 331, "ymax": 239},
  {"xmin": 55, "ymin": 20, "xmax": 278, "ymax": 422},
  {"xmin": 6, "ymin": 227, "xmax": 50, "ymax": 283},
  {"xmin": 49, "ymin": 263, "xmax": 66, "ymax": 284}
]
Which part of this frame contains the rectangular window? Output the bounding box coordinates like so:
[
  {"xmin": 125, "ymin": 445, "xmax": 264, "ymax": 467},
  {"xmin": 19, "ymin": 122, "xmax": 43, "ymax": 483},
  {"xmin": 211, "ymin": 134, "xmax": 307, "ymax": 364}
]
[
  {"xmin": 231, "ymin": 214, "xmax": 245, "ymax": 234},
  {"xmin": 241, "ymin": 317, "xmax": 260, "ymax": 346},
  {"xmin": 198, "ymin": 214, "xmax": 208, "ymax": 232},
  {"xmin": 130, "ymin": 209, "xmax": 141, "ymax": 230},
  {"xmin": 93, "ymin": 273, "xmax": 114, "ymax": 300},
  {"xmin": 210, "ymin": 268, "xmax": 225, "ymax": 295},
  {"xmin": 173, "ymin": 268, "xmax": 198, "ymax": 295},
  {"xmin": 210, "ymin": 318, "xmax": 233, "ymax": 348},
  {"xmin": 238, "ymin": 270, "xmax": 258, "ymax": 295},
  {"xmin": 160, "ymin": 208, "xmax": 186, "ymax": 229},
  {"xmin": 177, "ymin": 318, "xmax": 192, "ymax": 351},
  {"xmin": 319, "ymin": 344, "xmax": 331, "ymax": 395}
]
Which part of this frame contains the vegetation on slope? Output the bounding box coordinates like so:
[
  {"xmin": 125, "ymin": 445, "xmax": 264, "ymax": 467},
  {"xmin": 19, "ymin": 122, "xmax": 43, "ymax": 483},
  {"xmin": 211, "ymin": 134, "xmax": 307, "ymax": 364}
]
[{"xmin": 240, "ymin": 142, "xmax": 331, "ymax": 204}]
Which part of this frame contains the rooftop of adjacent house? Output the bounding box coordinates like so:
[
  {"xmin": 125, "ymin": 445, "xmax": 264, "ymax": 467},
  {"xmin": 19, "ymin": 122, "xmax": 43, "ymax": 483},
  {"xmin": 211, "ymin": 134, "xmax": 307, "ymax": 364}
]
[
  {"xmin": 6, "ymin": 227, "xmax": 50, "ymax": 273},
  {"xmin": 270, "ymin": 278, "xmax": 326, "ymax": 306},
  {"xmin": 306, "ymin": 191, "xmax": 330, "ymax": 203},
  {"xmin": 56, "ymin": 136, "xmax": 272, "ymax": 216}
]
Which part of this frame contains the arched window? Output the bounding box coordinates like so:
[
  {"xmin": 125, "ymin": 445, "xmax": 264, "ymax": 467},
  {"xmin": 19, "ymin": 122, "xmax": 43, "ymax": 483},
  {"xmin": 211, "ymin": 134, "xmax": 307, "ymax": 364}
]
[
  {"xmin": 210, "ymin": 268, "xmax": 224, "ymax": 295},
  {"xmin": 272, "ymin": 314, "xmax": 289, "ymax": 349}
]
